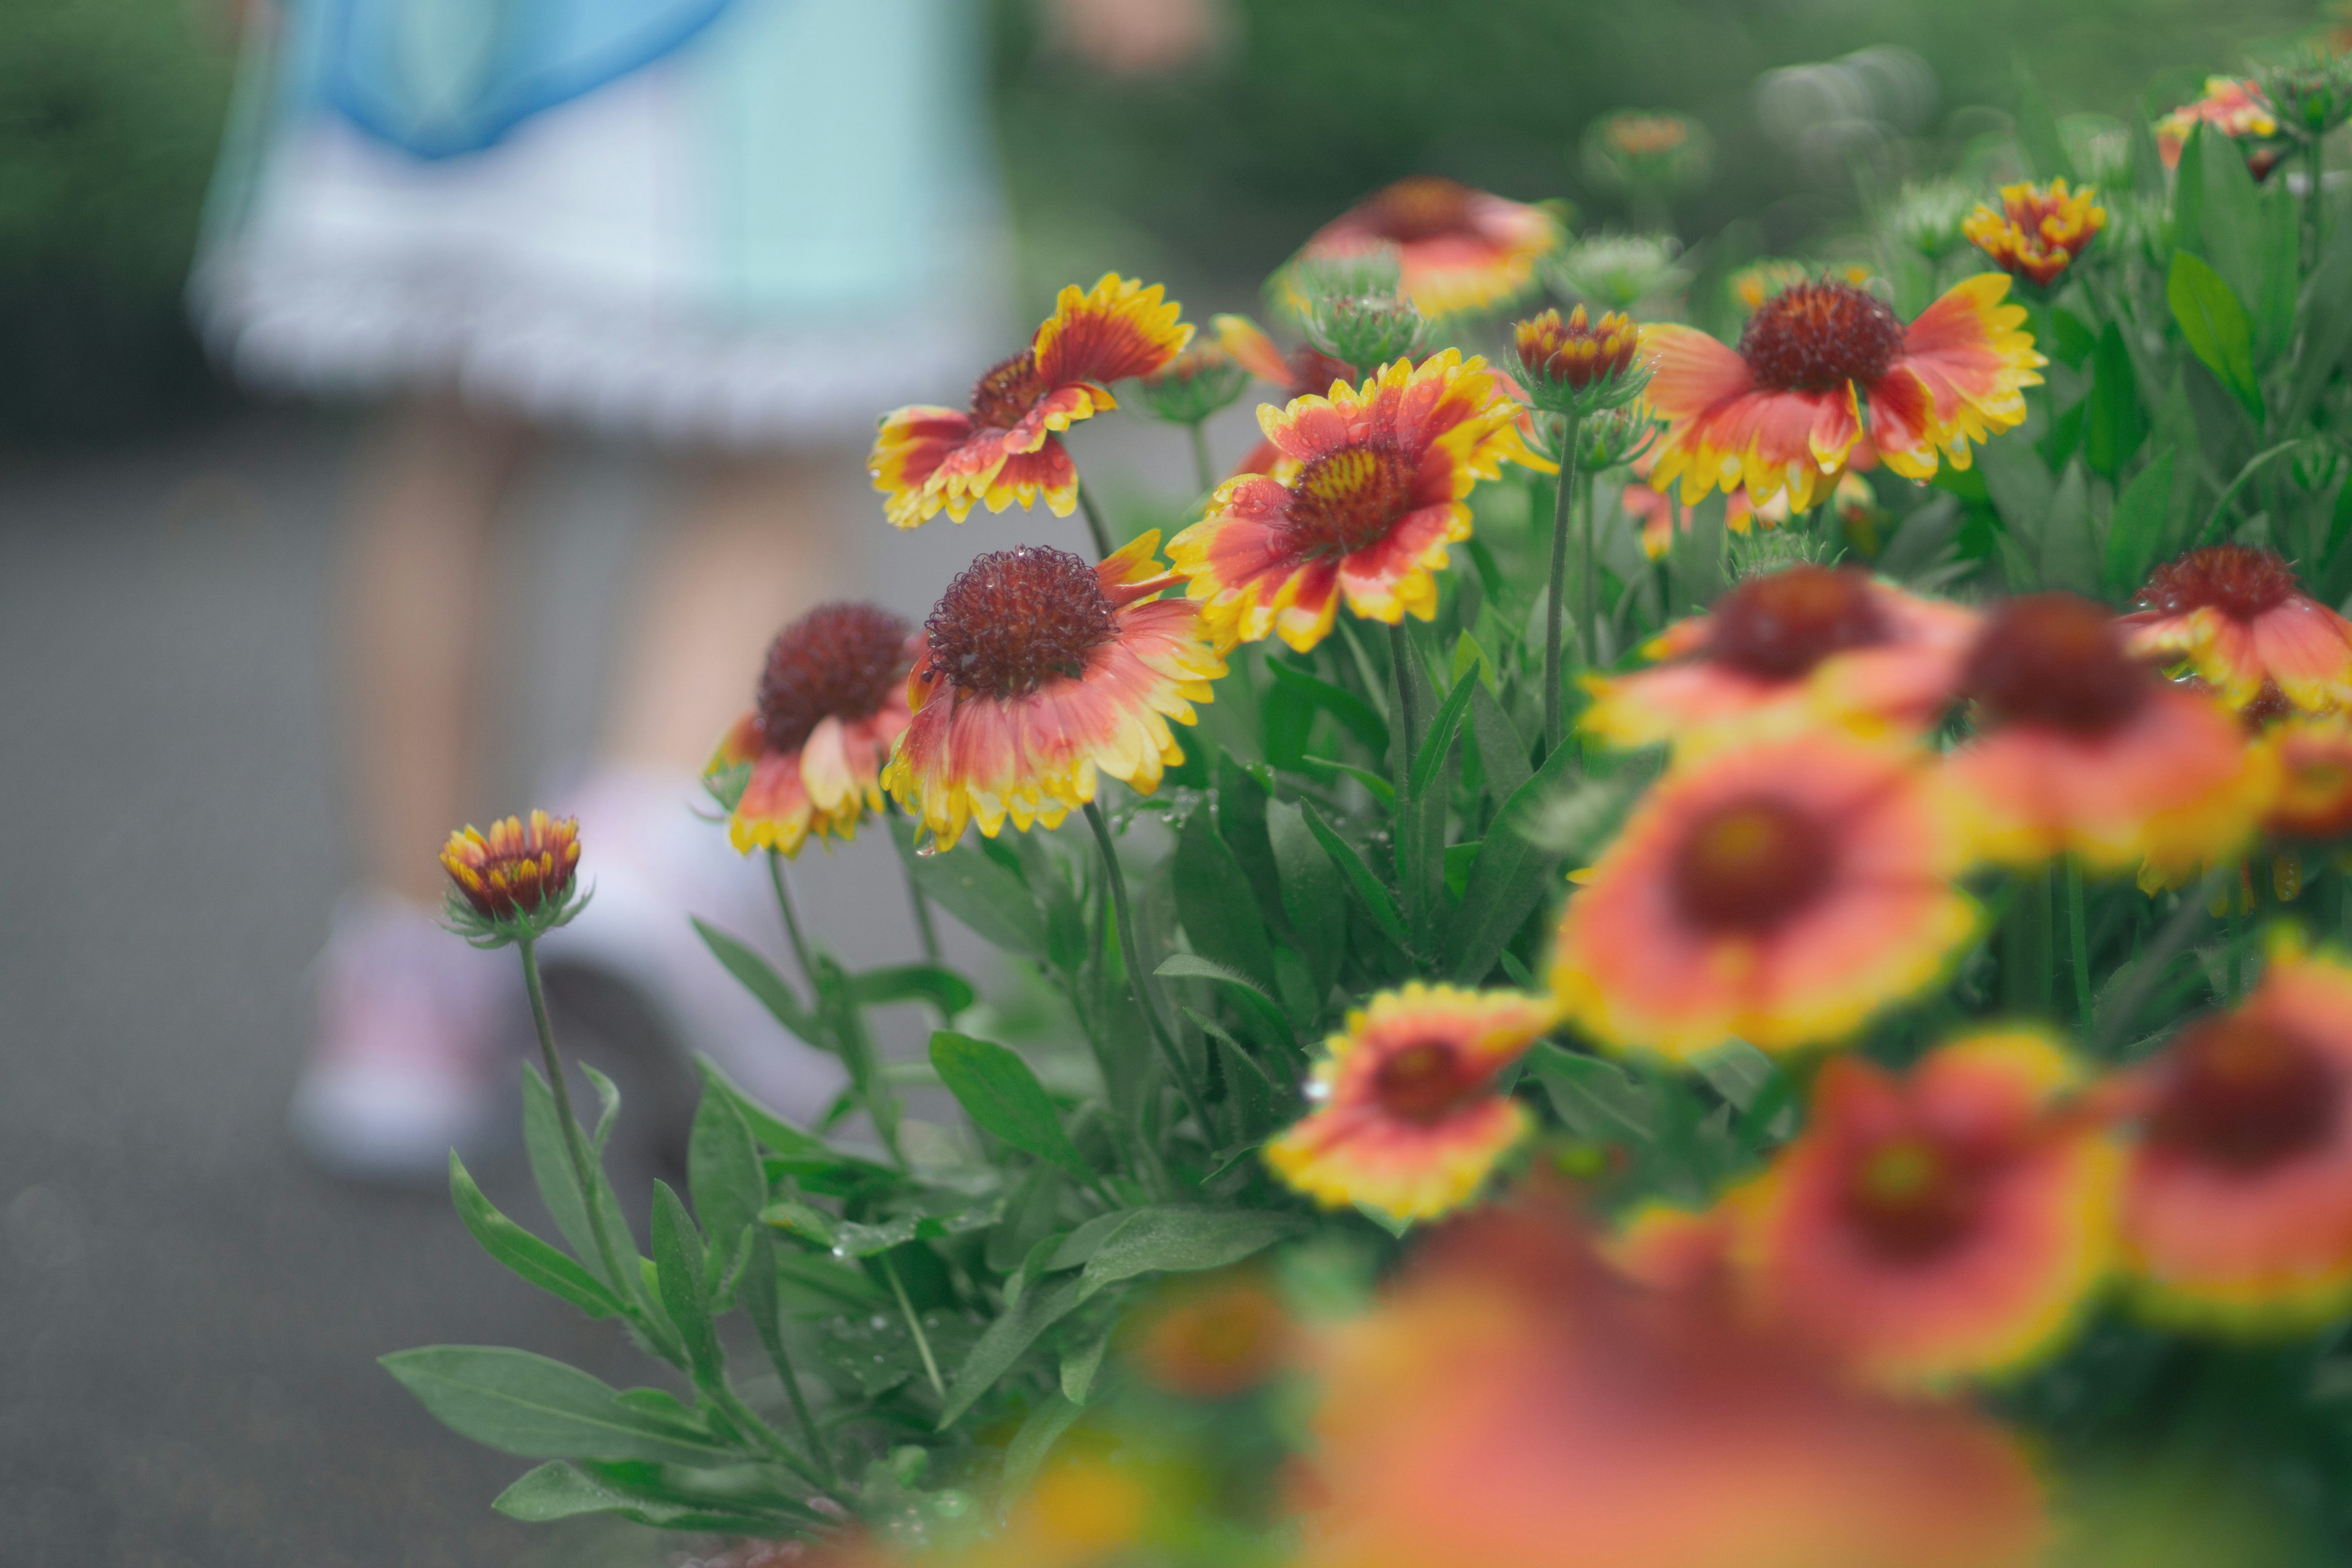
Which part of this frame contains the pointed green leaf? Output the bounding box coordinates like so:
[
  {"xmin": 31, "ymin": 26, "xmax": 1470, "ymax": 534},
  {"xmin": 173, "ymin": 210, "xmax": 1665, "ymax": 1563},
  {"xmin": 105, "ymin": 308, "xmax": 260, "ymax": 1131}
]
[
  {"xmin": 1298, "ymin": 802, "xmax": 1410, "ymax": 951},
  {"xmin": 1267, "ymin": 798, "xmax": 1344, "ymax": 992},
  {"xmin": 1174, "ymin": 805, "xmax": 1279, "ymax": 989},
  {"xmin": 1265, "ymin": 657, "xmax": 1389, "ymax": 756},
  {"xmin": 448, "ymin": 1152, "xmax": 623, "ymax": 1321},
  {"xmin": 930, "ymin": 1031, "xmax": 1092, "ymax": 1180},
  {"xmin": 493, "ymin": 1459, "xmax": 815, "ymax": 1531},
  {"xmin": 1078, "ymin": 1206, "xmax": 1301, "ymax": 1299},
  {"xmin": 2168, "ymin": 251, "xmax": 2262, "ymax": 418},
  {"xmin": 692, "ymin": 918, "xmax": 818, "ymax": 1041},
  {"xmin": 1408, "ymin": 668, "xmax": 1480, "ymax": 800},
  {"xmin": 847, "ymin": 963, "xmax": 978, "ymax": 1018},
  {"xmin": 890, "ymin": 810, "xmax": 1047, "ymax": 959},
  {"xmin": 2101, "ymin": 449, "xmax": 2177, "ymax": 602},
  {"xmin": 687, "ymin": 1067, "xmax": 766, "ymax": 1278},
  {"xmin": 382, "ymin": 1348, "xmax": 735, "ymax": 1464},
  {"xmin": 938, "ymin": 1276, "xmax": 1084, "ymax": 1429},
  {"xmin": 1157, "ymin": 954, "xmax": 1294, "ymax": 1047},
  {"xmin": 650, "ymin": 1182, "xmax": 722, "ymax": 1380}
]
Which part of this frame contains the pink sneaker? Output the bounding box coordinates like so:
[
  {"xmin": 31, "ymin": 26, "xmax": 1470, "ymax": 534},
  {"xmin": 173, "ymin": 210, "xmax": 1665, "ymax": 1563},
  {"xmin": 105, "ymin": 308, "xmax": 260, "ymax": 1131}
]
[{"xmin": 288, "ymin": 893, "xmax": 521, "ymax": 1180}]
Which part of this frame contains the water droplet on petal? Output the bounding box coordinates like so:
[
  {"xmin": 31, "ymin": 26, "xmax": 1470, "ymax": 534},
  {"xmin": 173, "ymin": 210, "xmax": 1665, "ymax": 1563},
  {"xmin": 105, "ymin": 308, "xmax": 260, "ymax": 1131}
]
[
  {"xmin": 914, "ymin": 840, "xmax": 940, "ymax": 859},
  {"xmin": 1305, "ymin": 1080, "xmax": 1331, "ymax": 1102}
]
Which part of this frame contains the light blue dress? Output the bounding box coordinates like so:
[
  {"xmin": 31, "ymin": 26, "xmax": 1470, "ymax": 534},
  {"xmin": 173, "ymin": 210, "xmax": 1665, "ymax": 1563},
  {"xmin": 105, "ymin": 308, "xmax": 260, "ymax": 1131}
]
[{"xmin": 192, "ymin": 0, "xmax": 1009, "ymax": 447}]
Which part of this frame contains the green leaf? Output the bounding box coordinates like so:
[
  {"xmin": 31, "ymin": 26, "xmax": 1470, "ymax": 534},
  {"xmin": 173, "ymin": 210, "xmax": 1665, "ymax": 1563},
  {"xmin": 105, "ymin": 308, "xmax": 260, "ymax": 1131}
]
[
  {"xmin": 848, "ymin": 963, "xmax": 977, "ymax": 1018},
  {"xmin": 1300, "ymin": 754, "xmax": 1395, "ymax": 805},
  {"xmin": 1526, "ymin": 1044, "xmax": 1656, "ymax": 1144},
  {"xmin": 1692, "ymin": 1041, "xmax": 1779, "ymax": 1112},
  {"xmin": 1078, "ymin": 1206, "xmax": 1301, "ymax": 1299},
  {"xmin": 1174, "ymin": 805, "xmax": 1279, "ymax": 990},
  {"xmin": 687, "ymin": 1072, "xmax": 765, "ymax": 1291},
  {"xmin": 1157, "ymin": 954, "xmax": 1294, "ymax": 1047},
  {"xmin": 1443, "ymin": 840, "xmax": 1482, "ymax": 901},
  {"xmin": 1049, "ymin": 1210, "xmax": 1136, "ymax": 1270},
  {"xmin": 693, "ymin": 919, "xmax": 819, "ymax": 1041},
  {"xmin": 1450, "ymin": 628, "xmax": 1497, "ymax": 693},
  {"xmin": 1442, "ymin": 739, "xmax": 1588, "ymax": 983},
  {"xmin": 826, "ymin": 1200, "xmax": 1005, "ymax": 1257},
  {"xmin": 930, "ymin": 1031, "xmax": 1093, "ymax": 1181},
  {"xmin": 1188, "ymin": 1008, "xmax": 1281, "ymax": 1137},
  {"xmin": 1265, "ymin": 657, "xmax": 1389, "ymax": 757},
  {"xmin": 998, "ymin": 1396, "xmax": 1085, "ymax": 1517},
  {"xmin": 1467, "ymin": 682, "xmax": 1532, "ymax": 805},
  {"xmin": 2012, "ymin": 60, "xmax": 2075, "ymax": 183},
  {"xmin": 890, "ymin": 810, "xmax": 1048, "ymax": 959},
  {"xmin": 2290, "ymin": 224, "xmax": 2352, "ymax": 429},
  {"xmin": 650, "ymin": 1182, "xmax": 722, "ymax": 1380},
  {"xmin": 2040, "ymin": 459, "xmax": 2098, "ymax": 597},
  {"xmin": 1060, "ymin": 1329, "xmax": 1112, "ymax": 1404},
  {"xmin": 1975, "ymin": 429, "xmax": 2056, "ymax": 548},
  {"xmin": 382, "ymin": 1348, "xmax": 736, "ymax": 1465},
  {"xmin": 938, "ymin": 1275, "xmax": 1085, "ymax": 1428},
  {"xmin": 448, "ymin": 1153, "xmax": 624, "ymax": 1321},
  {"xmin": 2170, "ymin": 122, "xmax": 2208, "ymax": 254},
  {"xmin": 1408, "ymin": 668, "xmax": 1480, "ymax": 801},
  {"xmin": 493, "ymin": 1460, "xmax": 813, "ymax": 1533},
  {"xmin": 521, "ymin": 1066, "xmax": 600, "ymax": 1270},
  {"xmin": 2101, "ymin": 449, "xmax": 2177, "ymax": 602},
  {"xmin": 1298, "ymin": 802, "xmax": 1410, "ymax": 951},
  {"xmin": 2048, "ymin": 307, "xmax": 2097, "ymax": 370},
  {"xmin": 2168, "ymin": 251, "xmax": 2263, "ymax": 418},
  {"xmin": 699, "ymin": 1058, "xmax": 898, "ymax": 1184},
  {"xmin": 2082, "ymin": 322, "xmax": 2146, "ymax": 480},
  {"xmin": 1267, "ymin": 799, "xmax": 1344, "ymax": 993}
]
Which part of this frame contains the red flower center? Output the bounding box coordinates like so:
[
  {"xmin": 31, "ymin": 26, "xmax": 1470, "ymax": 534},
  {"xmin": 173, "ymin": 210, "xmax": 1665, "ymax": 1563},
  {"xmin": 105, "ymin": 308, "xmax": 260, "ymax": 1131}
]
[
  {"xmin": 1284, "ymin": 443, "xmax": 1423, "ymax": 557},
  {"xmin": 2149, "ymin": 1014, "xmax": 2337, "ymax": 1172},
  {"xmin": 2138, "ymin": 544, "xmax": 2304, "ymax": 624},
  {"xmin": 1361, "ymin": 176, "xmax": 1478, "ymax": 243},
  {"xmin": 1962, "ymin": 594, "xmax": 2150, "ymax": 737},
  {"xmin": 756, "ymin": 602, "xmax": 911, "ymax": 754},
  {"xmin": 969, "ymin": 350, "xmax": 1049, "ymax": 430},
  {"xmin": 1670, "ymin": 795, "xmax": 1835, "ymax": 933},
  {"xmin": 1705, "ymin": 565, "xmax": 1890, "ymax": 682},
  {"xmin": 1737, "ymin": 280, "xmax": 1905, "ymax": 393},
  {"xmin": 1372, "ymin": 1039, "xmax": 1484, "ymax": 1126},
  {"xmin": 1844, "ymin": 1135, "xmax": 1984, "ymax": 1262},
  {"xmin": 924, "ymin": 546, "xmax": 1117, "ymax": 699}
]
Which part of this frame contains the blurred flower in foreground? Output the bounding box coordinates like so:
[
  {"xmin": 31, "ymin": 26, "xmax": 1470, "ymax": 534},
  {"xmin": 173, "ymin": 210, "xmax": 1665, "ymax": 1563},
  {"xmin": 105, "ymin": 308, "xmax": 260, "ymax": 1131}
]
[
  {"xmin": 1552, "ymin": 731, "xmax": 1976, "ymax": 1059},
  {"xmin": 1168, "ymin": 351, "xmax": 1540, "ymax": 653},
  {"xmin": 1553, "ymin": 232, "xmax": 1686, "ymax": 312},
  {"xmin": 962, "ymin": 1457, "xmax": 1151, "ymax": 1568},
  {"xmin": 2258, "ymin": 718, "xmax": 2352, "ymax": 842},
  {"xmin": 1128, "ymin": 1269, "xmax": 1295, "ymax": 1399},
  {"xmin": 1735, "ymin": 1030, "xmax": 2119, "ymax": 1389},
  {"xmin": 1947, "ymin": 594, "xmax": 2270, "ymax": 873},
  {"xmin": 1512, "ymin": 304, "xmax": 1649, "ymax": 417},
  {"xmin": 2121, "ymin": 545, "xmax": 2352, "ymax": 715},
  {"xmin": 869, "ymin": 275, "xmax": 1190, "ymax": 527},
  {"xmin": 883, "ymin": 538, "xmax": 1223, "ymax": 848},
  {"xmin": 2116, "ymin": 946, "xmax": 2352, "ymax": 1332},
  {"xmin": 1267, "ymin": 983, "xmax": 1554, "ymax": 1222},
  {"xmin": 1292, "ymin": 1200, "xmax": 2047, "ymax": 1568},
  {"xmin": 1642, "ymin": 275, "xmax": 2043, "ymax": 511},
  {"xmin": 1964, "ymin": 179, "xmax": 2106, "ymax": 288},
  {"xmin": 2155, "ymin": 77, "xmax": 2282, "ymax": 172},
  {"xmin": 704, "ymin": 603, "xmax": 914, "ymax": 854},
  {"xmin": 1581, "ymin": 563, "xmax": 1979, "ymax": 752},
  {"xmin": 440, "ymin": 811, "xmax": 584, "ymax": 945},
  {"xmin": 1297, "ymin": 176, "xmax": 1561, "ymax": 317}
]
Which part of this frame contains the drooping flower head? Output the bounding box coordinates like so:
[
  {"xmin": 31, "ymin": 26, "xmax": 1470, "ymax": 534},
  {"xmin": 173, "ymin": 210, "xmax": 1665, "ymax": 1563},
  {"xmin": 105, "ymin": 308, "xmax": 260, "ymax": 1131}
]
[
  {"xmin": 2122, "ymin": 544, "xmax": 2352, "ymax": 715},
  {"xmin": 1294, "ymin": 1201, "xmax": 2049, "ymax": 1568},
  {"xmin": 1297, "ymin": 176, "xmax": 1561, "ymax": 317},
  {"xmin": 1947, "ymin": 594, "xmax": 2270, "ymax": 873},
  {"xmin": 1642, "ymin": 274, "xmax": 2043, "ymax": 511},
  {"xmin": 2155, "ymin": 77, "xmax": 2283, "ymax": 173},
  {"xmin": 2121, "ymin": 948, "xmax": 2352, "ymax": 1332},
  {"xmin": 1733, "ymin": 1031, "xmax": 2119, "ymax": 1390},
  {"xmin": 1581, "ymin": 564, "xmax": 1980, "ymax": 752},
  {"xmin": 1513, "ymin": 304, "xmax": 1648, "ymax": 416},
  {"xmin": 1552, "ymin": 731, "xmax": 1977, "ymax": 1060},
  {"xmin": 440, "ymin": 810, "xmax": 585, "ymax": 945},
  {"xmin": 869, "ymin": 275, "xmax": 1190, "ymax": 528},
  {"xmin": 1963, "ymin": 179, "xmax": 2106, "ymax": 288},
  {"xmin": 1266, "ymin": 983, "xmax": 1555, "ymax": 1223},
  {"xmin": 704, "ymin": 603, "xmax": 914, "ymax": 856},
  {"xmin": 883, "ymin": 535, "xmax": 1223, "ymax": 849},
  {"xmin": 1167, "ymin": 351, "xmax": 1542, "ymax": 653}
]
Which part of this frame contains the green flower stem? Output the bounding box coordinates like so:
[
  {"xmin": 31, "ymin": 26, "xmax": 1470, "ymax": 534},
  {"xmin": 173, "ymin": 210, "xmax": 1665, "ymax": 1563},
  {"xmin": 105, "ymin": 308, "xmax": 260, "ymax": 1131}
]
[
  {"xmin": 1544, "ymin": 412, "xmax": 1585, "ymax": 756},
  {"xmin": 1389, "ymin": 620, "xmax": 1420, "ymax": 772},
  {"xmin": 2066, "ymin": 859, "xmax": 2093, "ymax": 1036},
  {"xmin": 1085, "ymin": 799, "xmax": 1218, "ymax": 1145},
  {"xmin": 2001, "ymin": 865, "xmax": 2056, "ymax": 1019},
  {"xmin": 880, "ymin": 1250, "xmax": 946, "ymax": 1400},
  {"xmin": 758, "ymin": 1278, "xmax": 837, "ymax": 1487},
  {"xmin": 904, "ymin": 860, "xmax": 943, "ymax": 964},
  {"xmin": 1188, "ymin": 422, "xmax": 1216, "ymax": 497},
  {"xmin": 518, "ymin": 937, "xmax": 635, "ymax": 1309},
  {"xmin": 769, "ymin": 850, "xmax": 904, "ymax": 1168},
  {"xmin": 2307, "ymin": 138, "xmax": 2326, "ymax": 273},
  {"xmin": 707, "ymin": 1373, "xmax": 826, "ymax": 1490},
  {"xmin": 1076, "ymin": 480, "xmax": 1115, "ymax": 559}
]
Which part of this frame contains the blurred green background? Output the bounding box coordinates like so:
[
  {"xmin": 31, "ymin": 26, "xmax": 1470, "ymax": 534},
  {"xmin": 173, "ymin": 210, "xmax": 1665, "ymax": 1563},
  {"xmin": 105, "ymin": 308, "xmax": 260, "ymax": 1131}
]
[{"xmin": 0, "ymin": 0, "xmax": 2323, "ymax": 443}]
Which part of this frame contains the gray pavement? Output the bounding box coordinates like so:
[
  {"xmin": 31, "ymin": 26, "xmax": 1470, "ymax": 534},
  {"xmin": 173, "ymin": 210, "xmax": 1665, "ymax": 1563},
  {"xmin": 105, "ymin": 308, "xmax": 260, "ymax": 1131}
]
[{"xmin": 0, "ymin": 404, "xmax": 1220, "ymax": 1566}]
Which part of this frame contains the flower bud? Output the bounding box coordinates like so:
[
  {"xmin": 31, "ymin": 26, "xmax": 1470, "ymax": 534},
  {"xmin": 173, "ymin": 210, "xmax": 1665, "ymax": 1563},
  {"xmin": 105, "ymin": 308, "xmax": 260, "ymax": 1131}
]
[
  {"xmin": 440, "ymin": 810, "xmax": 587, "ymax": 946},
  {"xmin": 1293, "ymin": 255, "xmax": 1436, "ymax": 372},
  {"xmin": 1133, "ymin": 342, "xmax": 1252, "ymax": 426},
  {"xmin": 1882, "ymin": 179, "xmax": 1976, "ymax": 260},
  {"xmin": 1548, "ymin": 232, "xmax": 1684, "ymax": 312},
  {"xmin": 1513, "ymin": 306, "xmax": 1648, "ymax": 416},
  {"xmin": 1963, "ymin": 179, "xmax": 2106, "ymax": 288},
  {"xmin": 2260, "ymin": 48, "xmax": 2352, "ymax": 139}
]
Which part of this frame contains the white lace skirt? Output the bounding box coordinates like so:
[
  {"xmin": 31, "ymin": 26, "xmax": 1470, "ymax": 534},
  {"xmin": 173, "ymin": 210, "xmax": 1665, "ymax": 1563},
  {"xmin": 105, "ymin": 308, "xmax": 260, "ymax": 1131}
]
[{"xmin": 190, "ymin": 0, "xmax": 1011, "ymax": 448}]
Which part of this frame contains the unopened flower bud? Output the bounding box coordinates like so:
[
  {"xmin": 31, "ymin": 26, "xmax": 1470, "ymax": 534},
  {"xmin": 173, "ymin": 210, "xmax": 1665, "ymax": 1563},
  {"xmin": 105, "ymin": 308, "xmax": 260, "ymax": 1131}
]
[
  {"xmin": 1514, "ymin": 305, "xmax": 1647, "ymax": 415},
  {"xmin": 1134, "ymin": 343, "xmax": 1252, "ymax": 426},
  {"xmin": 1963, "ymin": 179, "xmax": 2106, "ymax": 288},
  {"xmin": 440, "ymin": 810, "xmax": 587, "ymax": 946}
]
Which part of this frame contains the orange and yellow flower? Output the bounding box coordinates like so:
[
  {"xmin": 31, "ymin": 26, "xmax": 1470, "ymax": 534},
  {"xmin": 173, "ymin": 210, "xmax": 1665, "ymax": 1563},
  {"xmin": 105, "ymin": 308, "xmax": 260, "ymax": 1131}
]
[
  {"xmin": 1947, "ymin": 594, "xmax": 2271, "ymax": 873},
  {"xmin": 1127, "ymin": 1270, "xmax": 1295, "ymax": 1400},
  {"xmin": 2261, "ymin": 717, "xmax": 2352, "ymax": 843},
  {"xmin": 1297, "ymin": 176, "xmax": 1561, "ymax": 317},
  {"xmin": 1210, "ymin": 314, "xmax": 1358, "ymax": 477},
  {"xmin": 1732, "ymin": 1031, "xmax": 2119, "ymax": 1390},
  {"xmin": 1581, "ymin": 564, "xmax": 1979, "ymax": 752},
  {"xmin": 868, "ymin": 275, "xmax": 1190, "ymax": 528},
  {"xmin": 1167, "ymin": 351, "xmax": 1541, "ymax": 653},
  {"xmin": 882, "ymin": 535, "xmax": 1223, "ymax": 848},
  {"xmin": 2156, "ymin": 77, "xmax": 2282, "ymax": 170},
  {"xmin": 704, "ymin": 603, "xmax": 915, "ymax": 856},
  {"xmin": 1642, "ymin": 274, "xmax": 2043, "ymax": 512},
  {"xmin": 1963, "ymin": 179, "xmax": 2106, "ymax": 288},
  {"xmin": 440, "ymin": 810, "xmax": 585, "ymax": 943},
  {"xmin": 1551, "ymin": 731, "xmax": 1977, "ymax": 1060},
  {"xmin": 1265, "ymin": 982, "xmax": 1555, "ymax": 1223},
  {"xmin": 2120, "ymin": 948, "xmax": 2352, "ymax": 1332},
  {"xmin": 2122, "ymin": 545, "xmax": 2352, "ymax": 715}
]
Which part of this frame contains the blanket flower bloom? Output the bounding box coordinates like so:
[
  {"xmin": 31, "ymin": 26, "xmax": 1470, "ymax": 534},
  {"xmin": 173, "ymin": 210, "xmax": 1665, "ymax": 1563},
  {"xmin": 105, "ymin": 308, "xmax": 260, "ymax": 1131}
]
[
  {"xmin": 1963, "ymin": 179, "xmax": 2106, "ymax": 288},
  {"xmin": 1582, "ymin": 564, "xmax": 1979, "ymax": 752},
  {"xmin": 1168, "ymin": 351, "xmax": 1541, "ymax": 652},
  {"xmin": 2122, "ymin": 545, "xmax": 2352, "ymax": 715},
  {"xmin": 1297, "ymin": 176, "xmax": 1560, "ymax": 317},
  {"xmin": 1211, "ymin": 313, "xmax": 1357, "ymax": 476},
  {"xmin": 868, "ymin": 275, "xmax": 1191, "ymax": 527},
  {"xmin": 440, "ymin": 810, "xmax": 585, "ymax": 944},
  {"xmin": 1641, "ymin": 275, "xmax": 2043, "ymax": 511},
  {"xmin": 2156, "ymin": 77, "xmax": 2281, "ymax": 170},
  {"xmin": 1265, "ymin": 983, "xmax": 1555, "ymax": 1223},
  {"xmin": 2121, "ymin": 949, "xmax": 2352, "ymax": 1331},
  {"xmin": 882, "ymin": 537, "xmax": 1223, "ymax": 848},
  {"xmin": 1551, "ymin": 731, "xmax": 1976, "ymax": 1059},
  {"xmin": 1947, "ymin": 594, "xmax": 2270, "ymax": 873},
  {"xmin": 1733, "ymin": 1031, "xmax": 2119, "ymax": 1389},
  {"xmin": 704, "ymin": 603, "xmax": 914, "ymax": 856}
]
